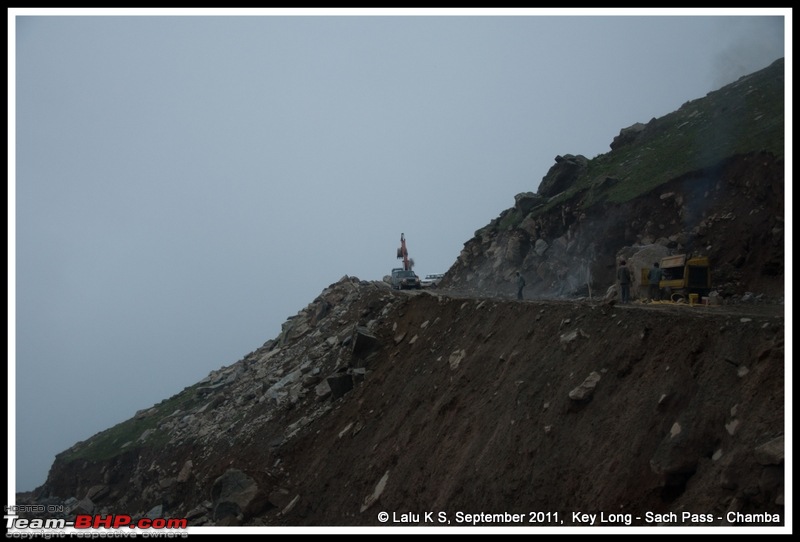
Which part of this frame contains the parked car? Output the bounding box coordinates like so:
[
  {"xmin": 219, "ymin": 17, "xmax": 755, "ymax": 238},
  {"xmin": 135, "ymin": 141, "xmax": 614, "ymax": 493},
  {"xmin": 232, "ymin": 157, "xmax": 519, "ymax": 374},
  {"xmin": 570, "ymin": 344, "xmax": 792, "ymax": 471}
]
[
  {"xmin": 421, "ymin": 273, "xmax": 444, "ymax": 288},
  {"xmin": 391, "ymin": 268, "xmax": 421, "ymax": 290}
]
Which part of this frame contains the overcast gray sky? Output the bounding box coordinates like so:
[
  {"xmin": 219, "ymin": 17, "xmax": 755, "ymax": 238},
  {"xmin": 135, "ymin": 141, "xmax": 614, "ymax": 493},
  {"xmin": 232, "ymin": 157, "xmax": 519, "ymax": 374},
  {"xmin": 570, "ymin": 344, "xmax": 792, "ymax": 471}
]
[{"xmin": 9, "ymin": 8, "xmax": 788, "ymax": 496}]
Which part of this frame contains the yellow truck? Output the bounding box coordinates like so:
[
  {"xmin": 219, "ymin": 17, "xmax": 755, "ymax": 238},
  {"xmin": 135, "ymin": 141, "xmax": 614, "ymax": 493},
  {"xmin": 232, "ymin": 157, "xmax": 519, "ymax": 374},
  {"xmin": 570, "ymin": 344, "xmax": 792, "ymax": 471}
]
[{"xmin": 641, "ymin": 254, "xmax": 712, "ymax": 303}]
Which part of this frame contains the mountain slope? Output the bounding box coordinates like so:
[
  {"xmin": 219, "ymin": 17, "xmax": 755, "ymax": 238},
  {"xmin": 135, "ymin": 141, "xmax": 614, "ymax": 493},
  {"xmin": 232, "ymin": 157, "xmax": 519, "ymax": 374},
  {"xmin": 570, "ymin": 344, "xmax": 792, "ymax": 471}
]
[
  {"xmin": 17, "ymin": 58, "xmax": 786, "ymax": 531},
  {"xmin": 442, "ymin": 58, "xmax": 784, "ymax": 303}
]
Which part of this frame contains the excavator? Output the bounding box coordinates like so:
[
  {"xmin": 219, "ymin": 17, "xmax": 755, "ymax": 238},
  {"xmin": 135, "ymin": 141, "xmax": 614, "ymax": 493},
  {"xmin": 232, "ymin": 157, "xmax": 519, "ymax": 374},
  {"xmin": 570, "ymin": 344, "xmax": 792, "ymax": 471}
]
[
  {"xmin": 391, "ymin": 233, "xmax": 421, "ymax": 289},
  {"xmin": 396, "ymin": 233, "xmax": 413, "ymax": 271}
]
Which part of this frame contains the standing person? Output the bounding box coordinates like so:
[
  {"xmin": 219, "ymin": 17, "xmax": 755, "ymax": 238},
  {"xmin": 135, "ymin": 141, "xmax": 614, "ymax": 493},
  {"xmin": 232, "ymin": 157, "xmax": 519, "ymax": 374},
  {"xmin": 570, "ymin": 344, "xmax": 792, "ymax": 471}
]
[
  {"xmin": 516, "ymin": 271, "xmax": 526, "ymax": 300},
  {"xmin": 648, "ymin": 261, "xmax": 663, "ymax": 301},
  {"xmin": 617, "ymin": 260, "xmax": 632, "ymax": 304}
]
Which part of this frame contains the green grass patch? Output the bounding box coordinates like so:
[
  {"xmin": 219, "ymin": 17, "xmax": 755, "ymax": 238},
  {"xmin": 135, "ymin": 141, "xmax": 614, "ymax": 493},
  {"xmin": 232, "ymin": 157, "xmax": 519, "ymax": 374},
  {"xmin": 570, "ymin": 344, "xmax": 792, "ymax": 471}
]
[
  {"xmin": 527, "ymin": 59, "xmax": 785, "ymax": 216},
  {"xmin": 60, "ymin": 383, "xmax": 209, "ymax": 462}
]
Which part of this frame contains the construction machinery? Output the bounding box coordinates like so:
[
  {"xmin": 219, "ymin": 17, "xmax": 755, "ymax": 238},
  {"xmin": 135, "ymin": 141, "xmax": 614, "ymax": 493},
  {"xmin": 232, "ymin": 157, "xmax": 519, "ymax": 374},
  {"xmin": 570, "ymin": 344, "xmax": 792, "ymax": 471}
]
[
  {"xmin": 396, "ymin": 233, "xmax": 413, "ymax": 271},
  {"xmin": 391, "ymin": 233, "xmax": 421, "ymax": 290},
  {"xmin": 641, "ymin": 254, "xmax": 712, "ymax": 303}
]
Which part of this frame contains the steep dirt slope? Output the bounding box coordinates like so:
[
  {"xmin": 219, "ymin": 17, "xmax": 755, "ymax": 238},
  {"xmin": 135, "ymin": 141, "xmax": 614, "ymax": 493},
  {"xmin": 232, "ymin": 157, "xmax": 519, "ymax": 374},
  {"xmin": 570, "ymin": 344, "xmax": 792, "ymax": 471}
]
[
  {"xmin": 28, "ymin": 279, "xmax": 785, "ymax": 530},
  {"xmin": 262, "ymin": 290, "xmax": 785, "ymax": 527}
]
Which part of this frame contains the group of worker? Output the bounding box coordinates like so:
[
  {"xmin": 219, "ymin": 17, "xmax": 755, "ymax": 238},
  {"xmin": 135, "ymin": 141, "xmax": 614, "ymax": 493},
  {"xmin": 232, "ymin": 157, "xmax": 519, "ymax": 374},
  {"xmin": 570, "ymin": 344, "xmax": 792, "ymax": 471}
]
[{"xmin": 617, "ymin": 260, "xmax": 663, "ymax": 304}]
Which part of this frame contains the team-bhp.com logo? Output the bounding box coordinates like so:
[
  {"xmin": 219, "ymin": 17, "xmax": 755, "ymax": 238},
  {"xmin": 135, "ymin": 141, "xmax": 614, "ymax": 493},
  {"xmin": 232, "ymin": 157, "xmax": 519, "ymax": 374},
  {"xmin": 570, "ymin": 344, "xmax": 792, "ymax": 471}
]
[
  {"xmin": 74, "ymin": 516, "xmax": 186, "ymax": 529},
  {"xmin": 6, "ymin": 513, "xmax": 188, "ymax": 537}
]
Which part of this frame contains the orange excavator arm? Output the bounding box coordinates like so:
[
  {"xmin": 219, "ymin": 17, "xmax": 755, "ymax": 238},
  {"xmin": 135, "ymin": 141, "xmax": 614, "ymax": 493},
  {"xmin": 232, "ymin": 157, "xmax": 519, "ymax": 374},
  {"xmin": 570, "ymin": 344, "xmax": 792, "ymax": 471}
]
[{"xmin": 397, "ymin": 233, "xmax": 410, "ymax": 271}]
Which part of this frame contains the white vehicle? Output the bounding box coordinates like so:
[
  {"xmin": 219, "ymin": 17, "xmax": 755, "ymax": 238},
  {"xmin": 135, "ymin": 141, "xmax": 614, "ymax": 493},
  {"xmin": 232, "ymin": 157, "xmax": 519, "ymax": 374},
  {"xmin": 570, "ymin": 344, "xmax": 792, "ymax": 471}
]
[{"xmin": 421, "ymin": 273, "xmax": 444, "ymax": 288}]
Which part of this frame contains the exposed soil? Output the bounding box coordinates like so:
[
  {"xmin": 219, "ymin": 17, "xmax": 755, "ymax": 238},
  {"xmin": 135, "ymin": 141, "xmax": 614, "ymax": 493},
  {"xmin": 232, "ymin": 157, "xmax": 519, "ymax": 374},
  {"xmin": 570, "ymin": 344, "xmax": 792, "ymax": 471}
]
[{"xmin": 233, "ymin": 288, "xmax": 786, "ymax": 528}]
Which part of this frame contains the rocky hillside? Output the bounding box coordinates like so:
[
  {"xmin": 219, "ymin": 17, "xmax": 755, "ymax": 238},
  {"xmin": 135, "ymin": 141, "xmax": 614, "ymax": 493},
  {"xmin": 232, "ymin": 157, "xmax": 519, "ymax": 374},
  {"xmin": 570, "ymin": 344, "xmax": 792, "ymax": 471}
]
[
  {"xmin": 16, "ymin": 59, "xmax": 786, "ymax": 531},
  {"xmin": 443, "ymin": 58, "xmax": 784, "ymax": 304}
]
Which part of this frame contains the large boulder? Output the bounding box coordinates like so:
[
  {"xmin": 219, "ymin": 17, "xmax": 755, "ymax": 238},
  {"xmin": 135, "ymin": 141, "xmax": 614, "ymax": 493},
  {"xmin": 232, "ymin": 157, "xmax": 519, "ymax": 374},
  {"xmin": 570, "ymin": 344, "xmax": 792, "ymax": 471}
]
[
  {"xmin": 610, "ymin": 122, "xmax": 646, "ymax": 150},
  {"xmin": 537, "ymin": 154, "xmax": 588, "ymax": 198},
  {"xmin": 211, "ymin": 469, "xmax": 270, "ymax": 526}
]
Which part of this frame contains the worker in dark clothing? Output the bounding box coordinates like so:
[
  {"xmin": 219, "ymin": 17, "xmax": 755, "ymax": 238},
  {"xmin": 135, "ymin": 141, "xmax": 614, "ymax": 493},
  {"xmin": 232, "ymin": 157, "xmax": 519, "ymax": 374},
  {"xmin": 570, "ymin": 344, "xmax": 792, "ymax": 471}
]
[
  {"xmin": 617, "ymin": 260, "xmax": 632, "ymax": 304},
  {"xmin": 516, "ymin": 271, "xmax": 526, "ymax": 300},
  {"xmin": 648, "ymin": 262, "xmax": 663, "ymax": 301}
]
